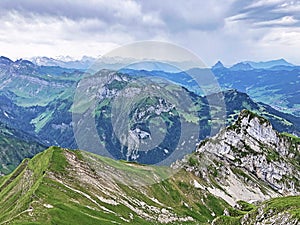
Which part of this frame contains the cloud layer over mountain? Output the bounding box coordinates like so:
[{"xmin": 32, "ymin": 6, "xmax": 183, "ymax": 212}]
[{"xmin": 0, "ymin": 0, "xmax": 299, "ymax": 65}]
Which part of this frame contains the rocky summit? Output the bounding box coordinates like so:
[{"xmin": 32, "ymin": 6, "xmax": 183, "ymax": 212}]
[{"xmin": 173, "ymin": 110, "xmax": 300, "ymax": 224}]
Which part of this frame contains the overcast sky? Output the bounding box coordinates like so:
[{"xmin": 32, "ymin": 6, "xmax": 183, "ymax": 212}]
[{"xmin": 0, "ymin": 0, "xmax": 300, "ymax": 66}]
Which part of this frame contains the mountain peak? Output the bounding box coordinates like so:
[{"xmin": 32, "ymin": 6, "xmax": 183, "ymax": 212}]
[
  {"xmin": 15, "ymin": 59, "xmax": 35, "ymax": 66},
  {"xmin": 230, "ymin": 62, "xmax": 253, "ymax": 71},
  {"xmin": 277, "ymin": 58, "xmax": 288, "ymax": 63},
  {"xmin": 237, "ymin": 109, "xmax": 270, "ymax": 126},
  {"xmin": 212, "ymin": 61, "xmax": 226, "ymax": 70},
  {"xmin": 171, "ymin": 110, "xmax": 300, "ymax": 206},
  {"xmin": 0, "ymin": 56, "xmax": 13, "ymax": 65},
  {"xmin": 194, "ymin": 110, "xmax": 300, "ymax": 195},
  {"xmin": 233, "ymin": 109, "xmax": 277, "ymax": 145},
  {"xmin": 243, "ymin": 58, "xmax": 294, "ymax": 69}
]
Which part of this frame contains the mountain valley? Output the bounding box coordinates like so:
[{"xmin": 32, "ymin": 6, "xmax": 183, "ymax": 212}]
[
  {"xmin": 0, "ymin": 57, "xmax": 299, "ymax": 224},
  {"xmin": 0, "ymin": 58, "xmax": 299, "ymax": 171}
]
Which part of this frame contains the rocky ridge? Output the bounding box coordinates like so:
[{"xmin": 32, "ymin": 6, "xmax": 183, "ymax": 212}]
[{"xmin": 174, "ymin": 110, "xmax": 300, "ymax": 206}]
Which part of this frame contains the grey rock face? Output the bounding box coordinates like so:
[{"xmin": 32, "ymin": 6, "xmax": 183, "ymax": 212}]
[
  {"xmin": 173, "ymin": 110, "xmax": 300, "ymax": 206},
  {"xmin": 196, "ymin": 110, "xmax": 300, "ymax": 194}
]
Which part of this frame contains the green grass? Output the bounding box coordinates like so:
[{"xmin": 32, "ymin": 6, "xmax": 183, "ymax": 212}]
[
  {"xmin": 47, "ymin": 147, "xmax": 69, "ymax": 174},
  {"xmin": 179, "ymin": 111, "xmax": 199, "ymax": 124},
  {"xmin": 213, "ymin": 215, "xmax": 241, "ymax": 225},
  {"xmin": 240, "ymin": 196, "xmax": 300, "ymax": 223},
  {"xmin": 0, "ymin": 148, "xmax": 55, "ymax": 223},
  {"xmin": 2, "ymin": 146, "xmax": 299, "ymax": 225},
  {"xmin": 281, "ymin": 132, "xmax": 300, "ymax": 143},
  {"xmin": 187, "ymin": 155, "xmax": 199, "ymax": 167},
  {"xmin": 264, "ymin": 196, "xmax": 300, "ymax": 218},
  {"xmin": 81, "ymin": 151, "xmax": 174, "ymax": 185},
  {"xmin": 30, "ymin": 111, "xmax": 54, "ymax": 133},
  {"xmin": 236, "ymin": 200, "xmax": 256, "ymax": 212},
  {"xmin": 0, "ymin": 147, "xmax": 237, "ymax": 224}
]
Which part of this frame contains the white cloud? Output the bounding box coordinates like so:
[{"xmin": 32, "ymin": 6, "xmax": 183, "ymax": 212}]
[
  {"xmin": 0, "ymin": 12, "xmax": 122, "ymax": 59},
  {"xmin": 0, "ymin": 0, "xmax": 299, "ymax": 66},
  {"xmin": 254, "ymin": 16, "xmax": 298, "ymax": 26},
  {"xmin": 245, "ymin": 0, "xmax": 285, "ymax": 9},
  {"xmin": 252, "ymin": 27, "xmax": 300, "ymax": 65}
]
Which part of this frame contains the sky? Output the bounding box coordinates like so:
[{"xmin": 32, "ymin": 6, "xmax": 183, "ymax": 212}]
[{"xmin": 0, "ymin": 0, "xmax": 300, "ymax": 66}]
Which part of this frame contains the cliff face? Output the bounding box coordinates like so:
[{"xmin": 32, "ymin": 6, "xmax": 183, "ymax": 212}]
[
  {"xmin": 200, "ymin": 110, "xmax": 299, "ymax": 193},
  {"xmin": 174, "ymin": 110, "xmax": 300, "ymax": 205}
]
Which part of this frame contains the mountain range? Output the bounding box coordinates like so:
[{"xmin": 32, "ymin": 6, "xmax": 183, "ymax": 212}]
[
  {"xmin": 29, "ymin": 56, "xmax": 96, "ymax": 70},
  {"xmin": 0, "ymin": 57, "xmax": 299, "ymax": 172},
  {"xmin": 0, "ymin": 55, "xmax": 299, "ymax": 224},
  {"xmin": 226, "ymin": 59, "xmax": 295, "ymax": 70},
  {"xmin": 26, "ymin": 56, "xmax": 296, "ymax": 71}
]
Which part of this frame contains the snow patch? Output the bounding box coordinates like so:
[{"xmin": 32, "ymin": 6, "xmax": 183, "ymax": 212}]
[
  {"xmin": 193, "ymin": 180, "xmax": 205, "ymax": 190},
  {"xmin": 43, "ymin": 204, "xmax": 53, "ymax": 209}
]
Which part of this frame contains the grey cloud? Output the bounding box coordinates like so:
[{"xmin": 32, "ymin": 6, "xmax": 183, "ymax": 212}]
[
  {"xmin": 2, "ymin": 0, "xmax": 300, "ymax": 33},
  {"xmin": 0, "ymin": 0, "xmax": 236, "ymax": 33},
  {"xmin": 0, "ymin": 0, "xmax": 167, "ymax": 41},
  {"xmin": 137, "ymin": 0, "xmax": 235, "ymax": 31},
  {"xmin": 0, "ymin": 0, "xmax": 153, "ymax": 30},
  {"xmin": 1, "ymin": 0, "xmax": 300, "ymax": 65},
  {"xmin": 0, "ymin": 0, "xmax": 123, "ymax": 21},
  {"xmin": 232, "ymin": 0, "xmax": 300, "ymax": 27}
]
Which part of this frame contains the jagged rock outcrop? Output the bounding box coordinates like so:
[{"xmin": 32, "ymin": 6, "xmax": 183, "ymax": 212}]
[
  {"xmin": 173, "ymin": 110, "xmax": 300, "ymax": 205},
  {"xmin": 199, "ymin": 110, "xmax": 299, "ymax": 193}
]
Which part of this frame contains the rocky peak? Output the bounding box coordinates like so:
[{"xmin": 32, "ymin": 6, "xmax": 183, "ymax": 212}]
[
  {"xmin": 230, "ymin": 62, "xmax": 254, "ymax": 71},
  {"xmin": 233, "ymin": 110, "xmax": 279, "ymax": 147},
  {"xmin": 14, "ymin": 59, "xmax": 35, "ymax": 67},
  {"xmin": 174, "ymin": 110, "xmax": 300, "ymax": 205},
  {"xmin": 198, "ymin": 110, "xmax": 299, "ymax": 193},
  {"xmin": 212, "ymin": 61, "xmax": 226, "ymax": 70}
]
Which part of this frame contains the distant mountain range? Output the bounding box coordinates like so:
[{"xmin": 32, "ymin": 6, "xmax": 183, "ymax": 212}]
[
  {"xmin": 26, "ymin": 55, "xmax": 297, "ymax": 71},
  {"xmin": 122, "ymin": 64, "xmax": 300, "ymax": 117},
  {"xmin": 244, "ymin": 58, "xmax": 294, "ymax": 69},
  {"xmin": 212, "ymin": 58, "xmax": 296, "ymax": 71},
  {"xmin": 20, "ymin": 55, "xmax": 298, "ymax": 72},
  {"xmin": 0, "ymin": 60, "xmax": 300, "ymax": 173},
  {"xmin": 29, "ymin": 56, "xmax": 96, "ymax": 70},
  {"xmin": 0, "ymin": 55, "xmax": 299, "ymax": 172}
]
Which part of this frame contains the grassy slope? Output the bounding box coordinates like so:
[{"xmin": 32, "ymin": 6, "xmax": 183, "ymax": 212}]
[
  {"xmin": 214, "ymin": 196, "xmax": 300, "ymax": 224},
  {"xmin": 0, "ymin": 147, "xmax": 238, "ymax": 225},
  {"xmin": 0, "ymin": 146, "xmax": 299, "ymax": 224}
]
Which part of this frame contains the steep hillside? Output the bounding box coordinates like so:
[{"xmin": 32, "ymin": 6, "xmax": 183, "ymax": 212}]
[
  {"xmin": 0, "ymin": 146, "xmax": 299, "ymax": 224},
  {"xmin": 213, "ymin": 195, "xmax": 300, "ymax": 224},
  {"xmin": 0, "ymin": 147, "xmax": 237, "ymax": 224},
  {"xmin": 0, "ymin": 57, "xmax": 82, "ymax": 107},
  {"xmin": 212, "ymin": 66, "xmax": 300, "ymax": 117},
  {"xmin": 0, "ymin": 122, "xmax": 45, "ymax": 175},
  {"xmin": 1, "ymin": 69, "xmax": 299, "ymax": 166}
]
